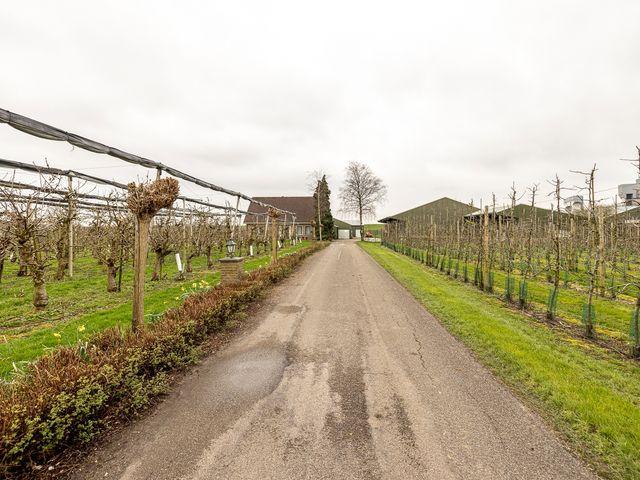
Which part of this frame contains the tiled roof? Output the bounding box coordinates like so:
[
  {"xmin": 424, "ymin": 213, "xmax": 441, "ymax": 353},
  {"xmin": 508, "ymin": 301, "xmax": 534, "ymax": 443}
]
[{"xmin": 244, "ymin": 196, "xmax": 316, "ymax": 224}]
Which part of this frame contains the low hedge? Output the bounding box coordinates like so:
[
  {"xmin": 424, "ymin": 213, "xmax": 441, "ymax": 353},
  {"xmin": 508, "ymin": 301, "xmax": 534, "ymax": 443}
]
[{"xmin": 0, "ymin": 242, "xmax": 326, "ymax": 478}]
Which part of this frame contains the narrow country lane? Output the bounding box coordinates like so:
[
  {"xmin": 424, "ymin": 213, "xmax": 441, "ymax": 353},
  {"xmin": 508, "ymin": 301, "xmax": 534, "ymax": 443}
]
[{"xmin": 71, "ymin": 241, "xmax": 596, "ymax": 480}]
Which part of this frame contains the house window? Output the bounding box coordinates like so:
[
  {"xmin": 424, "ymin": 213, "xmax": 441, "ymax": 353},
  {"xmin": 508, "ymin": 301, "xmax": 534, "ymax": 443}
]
[
  {"xmin": 627, "ymin": 193, "xmax": 634, "ymax": 206},
  {"xmin": 305, "ymin": 226, "xmax": 311, "ymax": 236}
]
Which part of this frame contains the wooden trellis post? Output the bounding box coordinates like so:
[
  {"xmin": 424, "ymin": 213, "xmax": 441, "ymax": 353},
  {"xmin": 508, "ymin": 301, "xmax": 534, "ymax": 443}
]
[
  {"xmin": 292, "ymin": 216, "xmax": 297, "ymax": 244},
  {"xmin": 269, "ymin": 207, "xmax": 280, "ymax": 263},
  {"xmin": 178, "ymin": 198, "xmax": 187, "ymax": 280},
  {"xmin": 67, "ymin": 174, "xmax": 75, "ymax": 278},
  {"xmin": 127, "ymin": 178, "xmax": 179, "ymax": 333},
  {"xmin": 132, "ymin": 215, "xmax": 151, "ymax": 331},
  {"xmin": 482, "ymin": 205, "xmax": 490, "ymax": 291}
]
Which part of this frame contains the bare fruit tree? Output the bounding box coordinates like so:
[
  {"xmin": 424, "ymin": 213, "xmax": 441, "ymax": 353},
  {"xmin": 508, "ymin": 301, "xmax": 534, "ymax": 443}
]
[
  {"xmin": 0, "ymin": 179, "xmax": 59, "ymax": 310},
  {"xmin": 127, "ymin": 177, "xmax": 180, "ymax": 332},
  {"xmin": 0, "ymin": 215, "xmax": 10, "ymax": 283},
  {"xmin": 339, "ymin": 161, "xmax": 387, "ymax": 239},
  {"xmin": 150, "ymin": 213, "xmax": 177, "ymax": 281},
  {"xmin": 89, "ymin": 198, "xmax": 133, "ymax": 292}
]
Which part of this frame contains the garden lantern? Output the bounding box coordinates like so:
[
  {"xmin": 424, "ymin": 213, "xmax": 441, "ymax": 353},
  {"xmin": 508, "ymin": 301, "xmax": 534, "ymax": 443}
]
[{"xmin": 226, "ymin": 239, "xmax": 236, "ymax": 257}]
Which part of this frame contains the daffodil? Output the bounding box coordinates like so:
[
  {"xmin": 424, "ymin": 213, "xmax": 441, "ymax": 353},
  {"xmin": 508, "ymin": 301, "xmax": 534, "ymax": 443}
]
[
  {"xmin": 53, "ymin": 332, "xmax": 61, "ymax": 338},
  {"xmin": 77, "ymin": 324, "xmax": 86, "ymax": 332},
  {"xmin": 192, "ymin": 282, "xmax": 197, "ymax": 288},
  {"xmin": 175, "ymin": 296, "xmax": 180, "ymax": 300}
]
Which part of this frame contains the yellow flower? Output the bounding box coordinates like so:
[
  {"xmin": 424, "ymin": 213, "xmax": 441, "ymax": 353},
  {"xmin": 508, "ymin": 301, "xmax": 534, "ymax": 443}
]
[
  {"xmin": 77, "ymin": 324, "xmax": 86, "ymax": 332},
  {"xmin": 175, "ymin": 296, "xmax": 180, "ymax": 301},
  {"xmin": 181, "ymin": 287, "xmax": 185, "ymax": 292},
  {"xmin": 53, "ymin": 332, "xmax": 61, "ymax": 338}
]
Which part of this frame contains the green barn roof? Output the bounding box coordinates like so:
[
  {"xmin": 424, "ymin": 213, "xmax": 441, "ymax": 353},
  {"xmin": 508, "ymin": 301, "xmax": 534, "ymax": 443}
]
[{"xmin": 379, "ymin": 197, "xmax": 476, "ymax": 224}]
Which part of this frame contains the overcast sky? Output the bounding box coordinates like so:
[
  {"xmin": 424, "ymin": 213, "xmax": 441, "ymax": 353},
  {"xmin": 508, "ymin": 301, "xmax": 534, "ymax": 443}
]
[{"xmin": 1, "ymin": 1, "xmax": 639, "ymax": 219}]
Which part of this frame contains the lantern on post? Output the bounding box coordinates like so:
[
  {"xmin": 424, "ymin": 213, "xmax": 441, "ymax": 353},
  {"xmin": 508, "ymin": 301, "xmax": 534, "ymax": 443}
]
[
  {"xmin": 226, "ymin": 239, "xmax": 236, "ymax": 258},
  {"xmin": 220, "ymin": 239, "xmax": 243, "ymax": 284}
]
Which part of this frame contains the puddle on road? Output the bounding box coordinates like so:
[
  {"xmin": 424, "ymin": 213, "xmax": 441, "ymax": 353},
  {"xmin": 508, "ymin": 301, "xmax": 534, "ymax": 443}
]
[
  {"xmin": 219, "ymin": 346, "xmax": 287, "ymax": 398},
  {"xmin": 274, "ymin": 304, "xmax": 303, "ymax": 314}
]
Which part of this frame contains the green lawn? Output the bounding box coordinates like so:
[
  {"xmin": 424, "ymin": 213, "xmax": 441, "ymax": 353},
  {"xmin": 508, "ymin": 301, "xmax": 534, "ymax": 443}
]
[
  {"xmin": 467, "ymin": 256, "xmax": 636, "ymax": 342},
  {"xmin": 364, "ymin": 224, "xmax": 384, "ymax": 235},
  {"xmin": 0, "ymin": 242, "xmax": 309, "ymax": 378},
  {"xmin": 360, "ymin": 242, "xmax": 640, "ymax": 480},
  {"xmin": 390, "ymin": 244, "xmax": 638, "ymax": 344}
]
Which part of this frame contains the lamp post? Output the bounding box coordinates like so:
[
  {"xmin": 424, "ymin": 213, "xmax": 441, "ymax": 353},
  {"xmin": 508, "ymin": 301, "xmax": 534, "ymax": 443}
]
[
  {"xmin": 226, "ymin": 239, "xmax": 236, "ymax": 258},
  {"xmin": 220, "ymin": 239, "xmax": 243, "ymax": 284}
]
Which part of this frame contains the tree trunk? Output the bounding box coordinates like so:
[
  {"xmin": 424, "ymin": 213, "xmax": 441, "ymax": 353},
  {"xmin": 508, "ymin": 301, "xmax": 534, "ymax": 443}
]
[
  {"xmin": 206, "ymin": 246, "xmax": 214, "ymax": 269},
  {"xmin": 17, "ymin": 245, "xmax": 29, "ymax": 277},
  {"xmin": 32, "ymin": 267, "xmax": 48, "ymax": 310},
  {"xmin": 151, "ymin": 251, "xmax": 164, "ymax": 281},
  {"xmin": 106, "ymin": 262, "xmax": 118, "ymax": 292},
  {"xmin": 186, "ymin": 253, "xmax": 195, "ymax": 273},
  {"xmin": 55, "ymin": 256, "xmax": 68, "ymax": 281},
  {"xmin": 0, "ymin": 257, "xmax": 4, "ymax": 283},
  {"xmin": 132, "ymin": 217, "xmax": 151, "ymax": 333}
]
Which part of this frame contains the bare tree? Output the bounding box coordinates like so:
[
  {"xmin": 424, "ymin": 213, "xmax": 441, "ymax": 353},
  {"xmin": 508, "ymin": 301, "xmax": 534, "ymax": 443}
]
[
  {"xmin": 89, "ymin": 199, "xmax": 134, "ymax": 292},
  {"xmin": 184, "ymin": 211, "xmax": 208, "ymax": 273},
  {"xmin": 203, "ymin": 216, "xmax": 224, "ymax": 268},
  {"xmin": 0, "ymin": 214, "xmax": 10, "ymax": 283},
  {"xmin": 0, "ymin": 180, "xmax": 59, "ymax": 310},
  {"xmin": 127, "ymin": 177, "xmax": 180, "ymax": 332},
  {"xmin": 150, "ymin": 214, "xmax": 177, "ymax": 281},
  {"xmin": 339, "ymin": 162, "xmax": 387, "ymax": 239}
]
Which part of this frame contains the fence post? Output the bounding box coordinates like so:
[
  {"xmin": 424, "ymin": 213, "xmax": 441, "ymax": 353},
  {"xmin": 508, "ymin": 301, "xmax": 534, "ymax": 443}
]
[
  {"xmin": 132, "ymin": 216, "xmax": 151, "ymax": 332},
  {"xmin": 482, "ymin": 205, "xmax": 490, "ymax": 291},
  {"xmin": 269, "ymin": 208, "xmax": 280, "ymax": 263},
  {"xmin": 67, "ymin": 175, "xmax": 75, "ymax": 278}
]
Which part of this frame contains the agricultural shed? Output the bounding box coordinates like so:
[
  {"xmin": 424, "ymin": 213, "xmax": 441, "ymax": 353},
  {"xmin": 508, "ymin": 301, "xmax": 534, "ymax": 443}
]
[
  {"xmin": 379, "ymin": 197, "xmax": 477, "ymax": 225},
  {"xmin": 334, "ymin": 218, "xmax": 354, "ymax": 239},
  {"xmin": 244, "ymin": 196, "xmax": 316, "ymax": 239},
  {"xmin": 616, "ymin": 205, "xmax": 640, "ymax": 222},
  {"xmin": 465, "ymin": 204, "xmax": 557, "ymax": 223},
  {"xmin": 333, "ymin": 218, "xmax": 367, "ymax": 239}
]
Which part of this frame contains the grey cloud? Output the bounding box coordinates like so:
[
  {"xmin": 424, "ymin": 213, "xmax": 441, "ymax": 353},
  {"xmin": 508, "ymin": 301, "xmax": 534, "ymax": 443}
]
[{"xmin": 1, "ymin": 0, "xmax": 639, "ymax": 218}]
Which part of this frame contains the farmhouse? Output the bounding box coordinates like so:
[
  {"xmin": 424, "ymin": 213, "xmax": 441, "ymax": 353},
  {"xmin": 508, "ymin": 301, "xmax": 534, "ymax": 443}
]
[{"xmin": 243, "ymin": 196, "xmax": 316, "ymax": 240}]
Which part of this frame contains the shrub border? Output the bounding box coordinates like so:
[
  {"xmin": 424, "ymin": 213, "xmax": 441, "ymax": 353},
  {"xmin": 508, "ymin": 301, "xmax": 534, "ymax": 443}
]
[{"xmin": 0, "ymin": 242, "xmax": 327, "ymax": 478}]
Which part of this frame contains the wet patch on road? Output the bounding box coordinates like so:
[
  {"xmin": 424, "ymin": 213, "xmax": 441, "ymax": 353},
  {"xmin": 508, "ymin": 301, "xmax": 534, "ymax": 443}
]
[
  {"xmin": 324, "ymin": 334, "xmax": 382, "ymax": 479},
  {"xmin": 274, "ymin": 304, "xmax": 303, "ymax": 315},
  {"xmin": 218, "ymin": 344, "xmax": 287, "ymax": 398}
]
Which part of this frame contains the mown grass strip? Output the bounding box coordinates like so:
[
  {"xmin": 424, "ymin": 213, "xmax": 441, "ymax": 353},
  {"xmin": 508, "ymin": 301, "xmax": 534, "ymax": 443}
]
[{"xmin": 360, "ymin": 242, "xmax": 640, "ymax": 480}]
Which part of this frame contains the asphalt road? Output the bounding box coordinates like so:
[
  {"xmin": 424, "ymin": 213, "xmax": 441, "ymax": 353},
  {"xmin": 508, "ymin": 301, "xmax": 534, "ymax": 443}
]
[{"xmin": 71, "ymin": 241, "xmax": 597, "ymax": 479}]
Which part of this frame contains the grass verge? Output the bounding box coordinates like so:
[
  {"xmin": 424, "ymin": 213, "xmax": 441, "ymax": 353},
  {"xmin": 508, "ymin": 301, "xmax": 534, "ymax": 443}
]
[
  {"xmin": 0, "ymin": 242, "xmax": 327, "ymax": 478},
  {"xmin": 0, "ymin": 242, "xmax": 309, "ymax": 378},
  {"xmin": 360, "ymin": 242, "xmax": 640, "ymax": 480}
]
